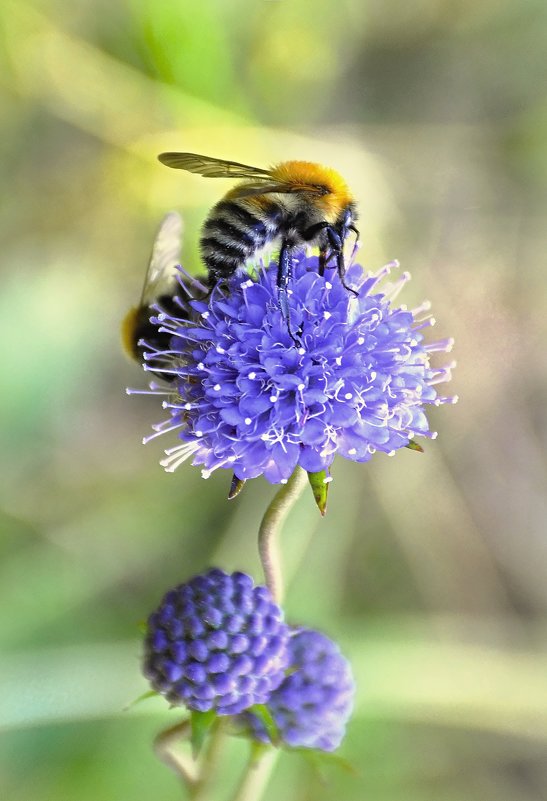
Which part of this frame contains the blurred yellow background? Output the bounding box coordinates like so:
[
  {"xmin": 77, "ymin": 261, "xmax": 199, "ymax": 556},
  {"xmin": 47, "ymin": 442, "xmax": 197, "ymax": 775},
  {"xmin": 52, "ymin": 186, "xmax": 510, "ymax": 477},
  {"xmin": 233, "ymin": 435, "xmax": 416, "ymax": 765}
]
[{"xmin": 1, "ymin": 1, "xmax": 546, "ymax": 799}]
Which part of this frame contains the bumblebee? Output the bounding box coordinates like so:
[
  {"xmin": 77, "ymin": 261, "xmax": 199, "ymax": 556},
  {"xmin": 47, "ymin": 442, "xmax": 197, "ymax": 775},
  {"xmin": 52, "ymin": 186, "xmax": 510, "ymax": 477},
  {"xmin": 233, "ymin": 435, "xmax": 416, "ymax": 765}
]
[
  {"xmin": 121, "ymin": 210, "xmax": 187, "ymax": 375},
  {"xmin": 158, "ymin": 152, "xmax": 359, "ymax": 338}
]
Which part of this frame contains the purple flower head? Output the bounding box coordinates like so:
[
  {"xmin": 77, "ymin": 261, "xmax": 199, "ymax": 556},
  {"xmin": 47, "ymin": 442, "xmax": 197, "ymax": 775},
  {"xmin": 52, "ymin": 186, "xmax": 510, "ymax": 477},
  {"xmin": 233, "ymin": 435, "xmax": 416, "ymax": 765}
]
[
  {"xmin": 137, "ymin": 254, "xmax": 456, "ymax": 484},
  {"xmin": 243, "ymin": 627, "xmax": 355, "ymax": 752},
  {"xmin": 143, "ymin": 568, "xmax": 290, "ymax": 715}
]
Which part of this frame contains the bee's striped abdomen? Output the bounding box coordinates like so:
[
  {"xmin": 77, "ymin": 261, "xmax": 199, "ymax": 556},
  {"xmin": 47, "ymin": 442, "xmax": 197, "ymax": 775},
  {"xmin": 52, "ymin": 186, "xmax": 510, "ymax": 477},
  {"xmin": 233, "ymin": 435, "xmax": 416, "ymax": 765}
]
[{"xmin": 200, "ymin": 199, "xmax": 281, "ymax": 280}]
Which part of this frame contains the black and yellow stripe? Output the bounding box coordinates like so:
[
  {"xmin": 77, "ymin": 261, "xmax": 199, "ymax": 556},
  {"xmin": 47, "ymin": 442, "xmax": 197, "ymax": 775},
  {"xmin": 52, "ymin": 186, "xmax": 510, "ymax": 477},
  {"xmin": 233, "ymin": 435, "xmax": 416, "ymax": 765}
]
[{"xmin": 200, "ymin": 198, "xmax": 282, "ymax": 280}]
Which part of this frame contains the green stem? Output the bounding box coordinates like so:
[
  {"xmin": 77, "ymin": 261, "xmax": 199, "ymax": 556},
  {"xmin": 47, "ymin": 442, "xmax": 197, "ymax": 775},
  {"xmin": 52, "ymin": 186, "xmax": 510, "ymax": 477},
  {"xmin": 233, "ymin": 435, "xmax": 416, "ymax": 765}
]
[
  {"xmin": 154, "ymin": 719, "xmax": 226, "ymax": 801},
  {"xmin": 190, "ymin": 720, "xmax": 227, "ymax": 801},
  {"xmin": 228, "ymin": 746, "xmax": 278, "ymax": 801},
  {"xmin": 153, "ymin": 720, "xmax": 196, "ymax": 788},
  {"xmin": 257, "ymin": 466, "xmax": 308, "ymax": 604},
  {"xmin": 226, "ymin": 467, "xmax": 308, "ymax": 801}
]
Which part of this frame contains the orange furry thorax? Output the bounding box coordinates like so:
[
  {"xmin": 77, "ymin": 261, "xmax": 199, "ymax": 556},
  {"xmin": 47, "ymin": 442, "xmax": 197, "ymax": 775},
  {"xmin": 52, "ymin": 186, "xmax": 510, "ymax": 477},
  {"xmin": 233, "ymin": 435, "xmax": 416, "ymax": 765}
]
[
  {"xmin": 271, "ymin": 161, "xmax": 353, "ymax": 216},
  {"xmin": 270, "ymin": 160, "xmax": 349, "ymax": 194},
  {"xmin": 223, "ymin": 160, "xmax": 353, "ymax": 221}
]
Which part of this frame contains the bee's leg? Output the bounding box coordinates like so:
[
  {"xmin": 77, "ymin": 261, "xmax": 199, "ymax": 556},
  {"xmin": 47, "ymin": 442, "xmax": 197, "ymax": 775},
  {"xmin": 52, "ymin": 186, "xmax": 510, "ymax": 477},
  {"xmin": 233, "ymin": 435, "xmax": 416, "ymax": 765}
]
[
  {"xmin": 348, "ymin": 223, "xmax": 360, "ymax": 251},
  {"xmin": 205, "ymin": 270, "xmax": 221, "ymax": 298},
  {"xmin": 326, "ymin": 227, "xmax": 358, "ymax": 296},
  {"xmin": 319, "ymin": 246, "xmax": 329, "ymax": 276},
  {"xmin": 277, "ymin": 242, "xmax": 301, "ymax": 345},
  {"xmin": 347, "ymin": 223, "xmax": 360, "ymax": 261},
  {"xmin": 206, "ymin": 270, "xmax": 234, "ymax": 306},
  {"xmin": 301, "ymin": 220, "xmax": 332, "ymax": 276}
]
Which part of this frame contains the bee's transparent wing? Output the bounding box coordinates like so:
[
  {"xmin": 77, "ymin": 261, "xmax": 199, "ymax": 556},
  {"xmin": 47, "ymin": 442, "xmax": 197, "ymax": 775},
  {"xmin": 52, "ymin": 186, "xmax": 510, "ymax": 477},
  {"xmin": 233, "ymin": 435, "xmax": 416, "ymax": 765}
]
[
  {"xmin": 139, "ymin": 211, "xmax": 183, "ymax": 306},
  {"xmin": 158, "ymin": 153, "xmax": 326, "ymax": 199},
  {"xmin": 228, "ymin": 182, "xmax": 325, "ymax": 199},
  {"xmin": 158, "ymin": 152, "xmax": 273, "ymax": 180}
]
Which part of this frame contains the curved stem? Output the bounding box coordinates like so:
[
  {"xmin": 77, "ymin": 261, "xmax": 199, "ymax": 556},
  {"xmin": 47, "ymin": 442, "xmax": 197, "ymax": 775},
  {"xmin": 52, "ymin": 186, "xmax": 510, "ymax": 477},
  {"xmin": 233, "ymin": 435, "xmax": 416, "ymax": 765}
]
[
  {"xmin": 154, "ymin": 718, "xmax": 226, "ymax": 800},
  {"xmin": 257, "ymin": 466, "xmax": 308, "ymax": 604},
  {"xmin": 190, "ymin": 720, "xmax": 227, "ymax": 801},
  {"xmin": 154, "ymin": 720, "xmax": 196, "ymax": 788},
  {"xmin": 229, "ymin": 746, "xmax": 278, "ymax": 801},
  {"xmin": 227, "ymin": 467, "xmax": 308, "ymax": 801}
]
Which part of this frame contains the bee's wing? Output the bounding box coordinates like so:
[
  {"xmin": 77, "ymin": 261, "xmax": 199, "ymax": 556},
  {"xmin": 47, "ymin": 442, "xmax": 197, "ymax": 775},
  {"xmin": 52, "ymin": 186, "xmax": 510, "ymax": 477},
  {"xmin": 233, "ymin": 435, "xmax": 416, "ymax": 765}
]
[
  {"xmin": 228, "ymin": 182, "xmax": 325, "ymax": 199},
  {"xmin": 158, "ymin": 152, "xmax": 274, "ymax": 180},
  {"xmin": 139, "ymin": 211, "xmax": 183, "ymax": 306},
  {"xmin": 158, "ymin": 153, "xmax": 327, "ymax": 198}
]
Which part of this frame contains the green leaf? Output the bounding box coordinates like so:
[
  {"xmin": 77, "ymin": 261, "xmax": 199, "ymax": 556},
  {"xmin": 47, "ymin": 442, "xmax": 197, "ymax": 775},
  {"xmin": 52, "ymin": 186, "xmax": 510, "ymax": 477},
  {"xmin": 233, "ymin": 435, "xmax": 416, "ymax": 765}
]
[
  {"xmin": 405, "ymin": 440, "xmax": 424, "ymax": 453},
  {"xmin": 307, "ymin": 470, "xmax": 330, "ymax": 516},
  {"xmin": 123, "ymin": 689, "xmax": 160, "ymax": 711},
  {"xmin": 247, "ymin": 703, "xmax": 280, "ymax": 745},
  {"xmin": 190, "ymin": 708, "xmax": 217, "ymax": 757}
]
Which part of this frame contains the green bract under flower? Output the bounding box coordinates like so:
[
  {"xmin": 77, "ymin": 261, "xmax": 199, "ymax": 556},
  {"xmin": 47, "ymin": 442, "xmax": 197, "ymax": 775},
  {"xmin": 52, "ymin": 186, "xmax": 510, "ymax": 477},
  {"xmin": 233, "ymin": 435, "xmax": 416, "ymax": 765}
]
[{"xmin": 135, "ymin": 255, "xmax": 456, "ymax": 484}]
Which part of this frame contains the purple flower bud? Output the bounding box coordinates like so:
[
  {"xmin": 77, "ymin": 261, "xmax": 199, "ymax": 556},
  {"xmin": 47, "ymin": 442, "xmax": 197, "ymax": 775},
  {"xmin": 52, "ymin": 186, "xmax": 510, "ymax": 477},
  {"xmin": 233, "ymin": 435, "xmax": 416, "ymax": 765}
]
[
  {"xmin": 243, "ymin": 627, "xmax": 355, "ymax": 752},
  {"xmin": 143, "ymin": 568, "xmax": 290, "ymax": 715}
]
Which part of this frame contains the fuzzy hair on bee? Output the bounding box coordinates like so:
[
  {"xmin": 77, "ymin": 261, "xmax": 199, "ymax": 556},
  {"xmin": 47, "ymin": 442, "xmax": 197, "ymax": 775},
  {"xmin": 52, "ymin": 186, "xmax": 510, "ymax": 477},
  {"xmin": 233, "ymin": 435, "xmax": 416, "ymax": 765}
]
[{"xmin": 157, "ymin": 152, "xmax": 360, "ymax": 342}]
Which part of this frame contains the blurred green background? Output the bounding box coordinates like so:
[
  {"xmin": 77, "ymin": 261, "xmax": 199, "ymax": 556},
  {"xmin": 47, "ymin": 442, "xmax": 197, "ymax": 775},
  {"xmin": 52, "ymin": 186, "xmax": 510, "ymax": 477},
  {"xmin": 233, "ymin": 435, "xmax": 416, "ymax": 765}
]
[{"xmin": 1, "ymin": 1, "xmax": 547, "ymax": 799}]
